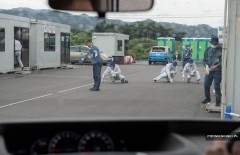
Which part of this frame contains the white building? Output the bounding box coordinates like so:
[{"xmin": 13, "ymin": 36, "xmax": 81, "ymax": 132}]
[
  {"xmin": 92, "ymin": 33, "xmax": 129, "ymax": 64},
  {"xmin": 29, "ymin": 19, "xmax": 71, "ymax": 69},
  {"xmin": 0, "ymin": 13, "xmax": 30, "ymax": 73},
  {"xmin": 0, "ymin": 13, "xmax": 71, "ymax": 73}
]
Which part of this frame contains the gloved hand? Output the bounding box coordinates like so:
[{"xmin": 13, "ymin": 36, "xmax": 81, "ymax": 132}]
[
  {"xmin": 111, "ymin": 71, "xmax": 116, "ymax": 77},
  {"xmin": 170, "ymin": 79, "xmax": 174, "ymax": 83},
  {"xmin": 190, "ymin": 71, "xmax": 195, "ymax": 76},
  {"xmin": 170, "ymin": 70, "xmax": 177, "ymax": 75},
  {"xmin": 79, "ymin": 59, "xmax": 84, "ymax": 65},
  {"xmin": 206, "ymin": 65, "xmax": 210, "ymax": 75}
]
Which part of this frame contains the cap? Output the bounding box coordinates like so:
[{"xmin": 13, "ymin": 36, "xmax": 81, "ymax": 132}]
[
  {"xmin": 172, "ymin": 61, "xmax": 177, "ymax": 67},
  {"xmin": 108, "ymin": 61, "xmax": 115, "ymax": 67},
  {"xmin": 189, "ymin": 59, "xmax": 194, "ymax": 64},
  {"xmin": 210, "ymin": 35, "xmax": 219, "ymax": 45}
]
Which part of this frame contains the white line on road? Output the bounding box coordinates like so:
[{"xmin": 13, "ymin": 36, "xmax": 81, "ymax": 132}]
[
  {"xmin": 28, "ymin": 75, "xmax": 91, "ymax": 78},
  {"xmin": 58, "ymin": 83, "xmax": 93, "ymax": 93},
  {"xmin": 0, "ymin": 94, "xmax": 53, "ymax": 109},
  {"xmin": 0, "ymin": 83, "xmax": 93, "ymax": 109}
]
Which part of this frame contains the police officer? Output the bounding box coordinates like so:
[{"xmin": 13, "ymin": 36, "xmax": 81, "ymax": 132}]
[
  {"xmin": 182, "ymin": 44, "xmax": 192, "ymax": 69},
  {"xmin": 202, "ymin": 35, "xmax": 222, "ymax": 106},
  {"xmin": 80, "ymin": 40, "xmax": 103, "ymax": 91}
]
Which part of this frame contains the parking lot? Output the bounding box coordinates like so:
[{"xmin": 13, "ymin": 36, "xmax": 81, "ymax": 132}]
[{"xmin": 0, "ymin": 62, "xmax": 220, "ymax": 121}]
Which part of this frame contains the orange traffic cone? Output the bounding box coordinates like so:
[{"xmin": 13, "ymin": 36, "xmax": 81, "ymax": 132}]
[
  {"xmin": 123, "ymin": 56, "xmax": 126, "ymax": 64},
  {"xmin": 132, "ymin": 56, "xmax": 136, "ymax": 63}
]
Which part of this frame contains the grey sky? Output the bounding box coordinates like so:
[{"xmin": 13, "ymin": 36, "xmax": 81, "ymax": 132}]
[{"xmin": 0, "ymin": 0, "xmax": 225, "ymax": 28}]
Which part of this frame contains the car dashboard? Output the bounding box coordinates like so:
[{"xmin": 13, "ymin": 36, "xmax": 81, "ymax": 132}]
[{"xmin": 0, "ymin": 119, "xmax": 239, "ymax": 155}]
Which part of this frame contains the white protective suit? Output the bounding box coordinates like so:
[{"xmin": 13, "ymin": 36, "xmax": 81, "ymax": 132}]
[
  {"xmin": 182, "ymin": 62, "xmax": 201, "ymax": 81},
  {"xmin": 153, "ymin": 63, "xmax": 177, "ymax": 83},
  {"xmin": 102, "ymin": 64, "xmax": 125, "ymax": 82}
]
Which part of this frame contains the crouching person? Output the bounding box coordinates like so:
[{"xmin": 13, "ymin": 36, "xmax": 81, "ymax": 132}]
[
  {"xmin": 102, "ymin": 61, "xmax": 128, "ymax": 83},
  {"xmin": 153, "ymin": 60, "xmax": 178, "ymax": 83},
  {"xmin": 182, "ymin": 59, "xmax": 201, "ymax": 84}
]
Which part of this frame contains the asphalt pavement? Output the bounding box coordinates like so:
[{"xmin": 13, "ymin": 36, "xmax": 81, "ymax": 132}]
[{"xmin": 0, "ymin": 62, "xmax": 220, "ymax": 121}]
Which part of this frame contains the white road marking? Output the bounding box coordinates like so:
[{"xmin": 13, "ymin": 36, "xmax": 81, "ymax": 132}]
[
  {"xmin": 58, "ymin": 83, "xmax": 93, "ymax": 93},
  {"xmin": 0, "ymin": 83, "xmax": 93, "ymax": 109},
  {"xmin": 29, "ymin": 75, "xmax": 91, "ymax": 78},
  {"xmin": 0, "ymin": 94, "xmax": 53, "ymax": 109}
]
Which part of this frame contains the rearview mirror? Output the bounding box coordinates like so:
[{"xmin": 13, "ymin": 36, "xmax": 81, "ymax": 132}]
[{"xmin": 48, "ymin": 0, "xmax": 154, "ymax": 13}]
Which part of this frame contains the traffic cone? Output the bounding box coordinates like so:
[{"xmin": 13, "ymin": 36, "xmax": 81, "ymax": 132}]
[
  {"xmin": 123, "ymin": 56, "xmax": 126, "ymax": 64},
  {"xmin": 225, "ymin": 104, "xmax": 232, "ymax": 120},
  {"xmin": 132, "ymin": 56, "xmax": 136, "ymax": 63},
  {"xmin": 129, "ymin": 56, "xmax": 133, "ymax": 64}
]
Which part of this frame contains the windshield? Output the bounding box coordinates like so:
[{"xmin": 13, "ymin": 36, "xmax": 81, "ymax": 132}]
[
  {"xmin": 70, "ymin": 46, "xmax": 79, "ymax": 52},
  {"xmin": 152, "ymin": 47, "xmax": 166, "ymax": 53},
  {"xmin": 0, "ymin": 0, "xmax": 226, "ymax": 121}
]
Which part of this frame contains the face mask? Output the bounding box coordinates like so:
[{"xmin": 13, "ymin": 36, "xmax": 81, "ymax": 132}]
[{"xmin": 210, "ymin": 44, "xmax": 217, "ymax": 49}]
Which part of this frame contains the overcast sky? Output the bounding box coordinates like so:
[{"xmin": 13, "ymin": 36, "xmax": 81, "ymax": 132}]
[{"xmin": 0, "ymin": 0, "xmax": 225, "ymax": 28}]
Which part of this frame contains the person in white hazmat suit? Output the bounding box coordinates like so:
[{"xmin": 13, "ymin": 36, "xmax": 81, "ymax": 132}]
[
  {"xmin": 153, "ymin": 60, "xmax": 178, "ymax": 83},
  {"xmin": 182, "ymin": 59, "xmax": 201, "ymax": 84},
  {"xmin": 101, "ymin": 61, "xmax": 128, "ymax": 83}
]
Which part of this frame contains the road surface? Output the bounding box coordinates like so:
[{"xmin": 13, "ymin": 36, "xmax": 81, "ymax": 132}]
[{"xmin": 0, "ymin": 63, "xmax": 220, "ymax": 121}]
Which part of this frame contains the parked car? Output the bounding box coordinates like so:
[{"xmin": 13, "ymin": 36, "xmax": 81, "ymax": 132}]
[
  {"xmin": 148, "ymin": 46, "xmax": 171, "ymax": 65},
  {"xmin": 70, "ymin": 45, "xmax": 112, "ymax": 64}
]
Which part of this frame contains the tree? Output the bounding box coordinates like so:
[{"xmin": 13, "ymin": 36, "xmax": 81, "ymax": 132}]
[
  {"xmin": 129, "ymin": 38, "xmax": 155, "ymax": 60},
  {"xmin": 70, "ymin": 31, "xmax": 92, "ymax": 45},
  {"xmin": 93, "ymin": 20, "xmax": 182, "ymax": 40},
  {"xmin": 70, "ymin": 20, "xmax": 188, "ymax": 60}
]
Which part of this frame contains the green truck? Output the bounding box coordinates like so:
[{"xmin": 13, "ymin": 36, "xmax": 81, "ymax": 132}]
[{"xmin": 181, "ymin": 38, "xmax": 211, "ymax": 60}]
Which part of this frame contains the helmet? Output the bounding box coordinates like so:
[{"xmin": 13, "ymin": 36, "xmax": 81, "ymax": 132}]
[
  {"xmin": 172, "ymin": 61, "xmax": 177, "ymax": 67},
  {"xmin": 108, "ymin": 61, "xmax": 115, "ymax": 67},
  {"xmin": 210, "ymin": 35, "xmax": 219, "ymax": 45},
  {"xmin": 188, "ymin": 59, "xmax": 194, "ymax": 64}
]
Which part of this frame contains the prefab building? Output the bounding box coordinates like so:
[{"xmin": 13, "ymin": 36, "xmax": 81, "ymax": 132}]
[
  {"xmin": 0, "ymin": 13, "xmax": 71, "ymax": 73},
  {"xmin": 92, "ymin": 33, "xmax": 129, "ymax": 64},
  {"xmin": 181, "ymin": 38, "xmax": 211, "ymax": 60},
  {"xmin": 0, "ymin": 13, "xmax": 30, "ymax": 73},
  {"xmin": 29, "ymin": 19, "xmax": 71, "ymax": 69}
]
